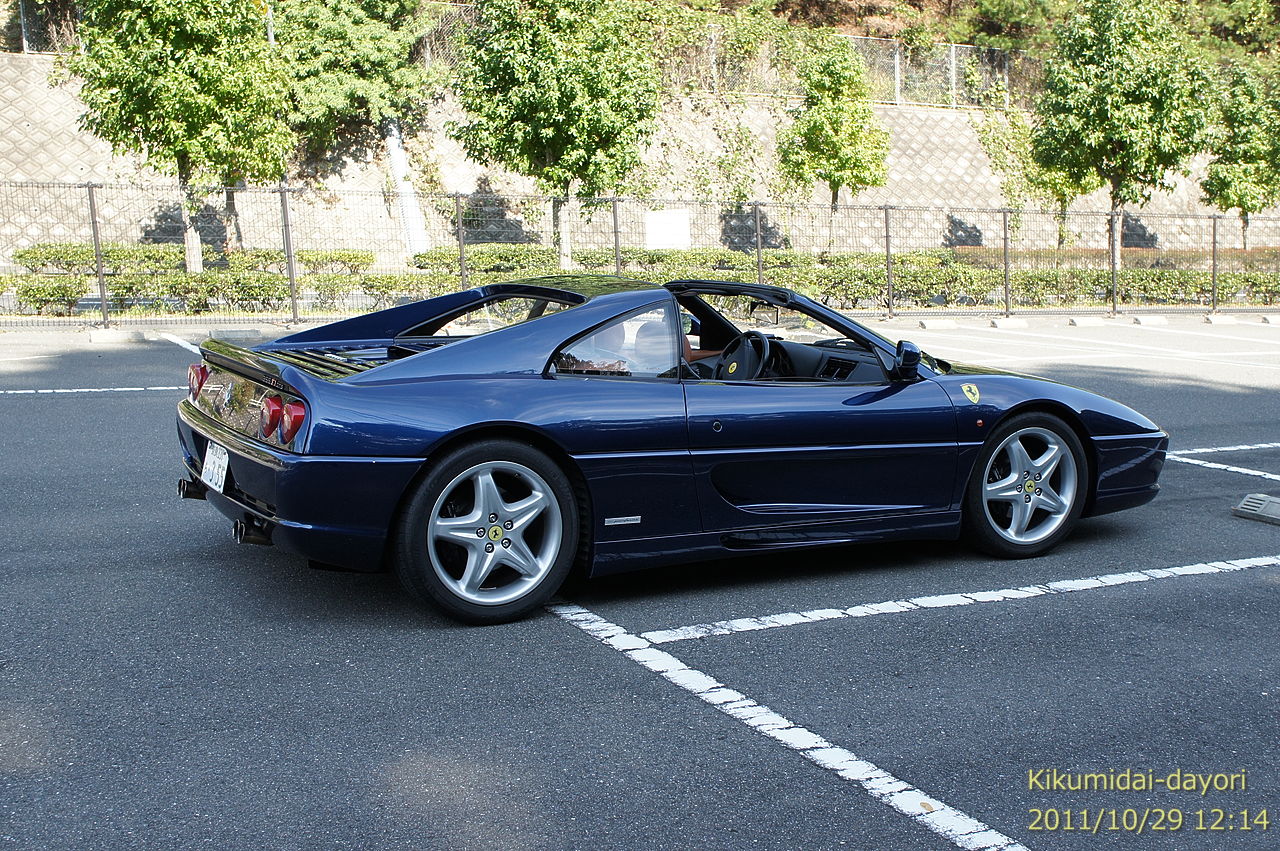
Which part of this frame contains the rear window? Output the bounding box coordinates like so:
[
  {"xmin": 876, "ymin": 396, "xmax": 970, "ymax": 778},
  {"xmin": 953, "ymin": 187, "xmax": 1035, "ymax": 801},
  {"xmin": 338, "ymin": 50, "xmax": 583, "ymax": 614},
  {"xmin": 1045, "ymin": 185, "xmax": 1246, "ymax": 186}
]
[{"xmin": 403, "ymin": 295, "xmax": 579, "ymax": 338}]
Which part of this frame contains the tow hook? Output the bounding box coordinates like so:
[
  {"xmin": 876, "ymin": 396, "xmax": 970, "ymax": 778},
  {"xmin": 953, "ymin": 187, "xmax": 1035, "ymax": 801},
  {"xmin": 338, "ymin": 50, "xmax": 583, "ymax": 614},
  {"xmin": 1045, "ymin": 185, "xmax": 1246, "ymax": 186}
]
[
  {"xmin": 177, "ymin": 478, "xmax": 207, "ymax": 500},
  {"xmin": 232, "ymin": 518, "xmax": 273, "ymax": 546}
]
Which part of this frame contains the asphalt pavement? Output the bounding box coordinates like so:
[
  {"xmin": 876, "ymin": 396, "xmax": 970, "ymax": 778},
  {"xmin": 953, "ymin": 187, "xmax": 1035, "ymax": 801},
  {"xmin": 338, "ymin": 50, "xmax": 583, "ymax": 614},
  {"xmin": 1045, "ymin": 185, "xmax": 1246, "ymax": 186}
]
[{"xmin": 1, "ymin": 315, "xmax": 1277, "ymax": 850}]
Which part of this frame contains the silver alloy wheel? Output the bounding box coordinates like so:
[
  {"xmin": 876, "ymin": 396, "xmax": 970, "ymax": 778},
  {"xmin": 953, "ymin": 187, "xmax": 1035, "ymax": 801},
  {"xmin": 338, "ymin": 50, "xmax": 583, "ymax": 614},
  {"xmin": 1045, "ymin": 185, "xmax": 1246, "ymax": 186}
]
[
  {"xmin": 426, "ymin": 460, "xmax": 563, "ymax": 606},
  {"xmin": 981, "ymin": 426, "xmax": 1078, "ymax": 545}
]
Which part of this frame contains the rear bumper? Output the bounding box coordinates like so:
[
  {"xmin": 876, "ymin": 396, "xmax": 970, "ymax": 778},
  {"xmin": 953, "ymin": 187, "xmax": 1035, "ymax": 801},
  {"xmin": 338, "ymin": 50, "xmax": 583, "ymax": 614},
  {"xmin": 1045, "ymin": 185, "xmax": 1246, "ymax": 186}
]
[
  {"xmin": 1086, "ymin": 431, "xmax": 1168, "ymax": 518},
  {"xmin": 177, "ymin": 400, "xmax": 423, "ymax": 570}
]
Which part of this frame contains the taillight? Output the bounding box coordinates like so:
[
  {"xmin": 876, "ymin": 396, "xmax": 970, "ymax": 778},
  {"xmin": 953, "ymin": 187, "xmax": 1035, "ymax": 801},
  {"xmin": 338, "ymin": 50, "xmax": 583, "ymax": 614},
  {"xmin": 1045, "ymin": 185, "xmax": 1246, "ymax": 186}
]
[
  {"xmin": 259, "ymin": 395, "xmax": 283, "ymax": 438},
  {"xmin": 280, "ymin": 400, "xmax": 307, "ymax": 444},
  {"xmin": 187, "ymin": 364, "xmax": 209, "ymax": 400}
]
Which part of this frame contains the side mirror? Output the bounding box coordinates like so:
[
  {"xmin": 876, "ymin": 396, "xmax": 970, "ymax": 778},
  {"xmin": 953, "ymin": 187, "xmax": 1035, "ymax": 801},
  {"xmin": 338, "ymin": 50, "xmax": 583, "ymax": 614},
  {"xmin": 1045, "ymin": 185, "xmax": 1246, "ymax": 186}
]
[
  {"xmin": 894, "ymin": 340, "xmax": 922, "ymax": 381},
  {"xmin": 681, "ymin": 313, "xmax": 700, "ymax": 335}
]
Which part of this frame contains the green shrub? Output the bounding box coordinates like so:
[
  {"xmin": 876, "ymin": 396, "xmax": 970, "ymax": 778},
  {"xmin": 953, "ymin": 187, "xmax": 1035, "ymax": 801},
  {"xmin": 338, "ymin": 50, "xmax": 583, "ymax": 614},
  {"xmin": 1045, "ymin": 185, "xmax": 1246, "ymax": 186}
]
[
  {"xmin": 412, "ymin": 243, "xmax": 559, "ymax": 275},
  {"xmin": 14, "ymin": 241, "xmax": 217, "ymax": 274},
  {"xmin": 13, "ymin": 243, "xmax": 98, "ymax": 274},
  {"xmin": 107, "ymin": 273, "xmax": 168, "ymax": 305},
  {"xmin": 15, "ymin": 275, "xmax": 89, "ymax": 314},
  {"xmin": 410, "ymin": 246, "xmax": 461, "ymax": 273},
  {"xmin": 221, "ymin": 271, "xmax": 291, "ymax": 311},
  {"xmin": 307, "ymin": 273, "xmax": 357, "ymax": 309},
  {"xmin": 361, "ymin": 273, "xmax": 455, "ymax": 308},
  {"xmin": 162, "ymin": 273, "xmax": 221, "ymax": 313},
  {"xmin": 296, "ymin": 249, "xmax": 375, "ymax": 275},
  {"xmin": 226, "ymin": 248, "xmax": 286, "ymax": 273}
]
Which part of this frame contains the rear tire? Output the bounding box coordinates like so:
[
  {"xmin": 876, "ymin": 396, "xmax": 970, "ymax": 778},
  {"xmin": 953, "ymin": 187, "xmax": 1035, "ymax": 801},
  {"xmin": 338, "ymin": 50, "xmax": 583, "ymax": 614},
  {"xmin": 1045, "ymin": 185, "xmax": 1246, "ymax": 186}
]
[
  {"xmin": 963, "ymin": 413, "xmax": 1086, "ymax": 558},
  {"xmin": 394, "ymin": 439, "xmax": 580, "ymax": 624}
]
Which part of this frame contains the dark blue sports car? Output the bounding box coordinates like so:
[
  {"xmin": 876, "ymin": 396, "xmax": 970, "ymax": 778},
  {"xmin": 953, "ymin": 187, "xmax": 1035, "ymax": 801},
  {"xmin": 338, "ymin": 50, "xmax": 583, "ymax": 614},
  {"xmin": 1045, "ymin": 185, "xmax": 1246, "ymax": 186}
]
[{"xmin": 177, "ymin": 276, "xmax": 1166, "ymax": 623}]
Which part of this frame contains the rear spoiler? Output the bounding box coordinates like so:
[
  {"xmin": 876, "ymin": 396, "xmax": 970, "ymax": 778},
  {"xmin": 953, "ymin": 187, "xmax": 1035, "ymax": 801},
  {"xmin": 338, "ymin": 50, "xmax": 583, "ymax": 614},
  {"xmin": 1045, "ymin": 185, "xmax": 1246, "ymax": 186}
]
[
  {"xmin": 268, "ymin": 282, "xmax": 586, "ymax": 347},
  {"xmin": 199, "ymin": 338, "xmax": 301, "ymax": 394}
]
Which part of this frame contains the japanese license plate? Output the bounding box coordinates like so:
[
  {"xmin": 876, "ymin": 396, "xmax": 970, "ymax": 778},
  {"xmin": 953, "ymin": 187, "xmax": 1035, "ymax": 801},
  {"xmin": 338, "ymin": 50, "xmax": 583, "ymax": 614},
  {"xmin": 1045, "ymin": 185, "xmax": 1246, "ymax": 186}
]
[{"xmin": 201, "ymin": 442, "xmax": 229, "ymax": 493}]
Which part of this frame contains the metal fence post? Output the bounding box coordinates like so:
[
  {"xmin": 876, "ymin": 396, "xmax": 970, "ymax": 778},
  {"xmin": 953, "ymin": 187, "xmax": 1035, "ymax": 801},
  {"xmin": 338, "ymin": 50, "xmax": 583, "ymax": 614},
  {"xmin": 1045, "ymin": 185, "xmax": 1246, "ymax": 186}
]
[
  {"xmin": 84, "ymin": 183, "xmax": 110, "ymax": 328},
  {"xmin": 1211, "ymin": 214, "xmax": 1220, "ymax": 314},
  {"xmin": 949, "ymin": 44, "xmax": 957, "ymax": 105},
  {"xmin": 753, "ymin": 202, "xmax": 765, "ymax": 288},
  {"xmin": 1109, "ymin": 209, "xmax": 1119, "ymax": 317},
  {"xmin": 883, "ymin": 205, "xmax": 895, "ymax": 318},
  {"xmin": 278, "ymin": 182, "xmax": 300, "ymax": 323},
  {"xmin": 454, "ymin": 194, "xmax": 469, "ymax": 289},
  {"xmin": 1001, "ymin": 208, "xmax": 1011, "ymax": 317},
  {"xmin": 893, "ymin": 43, "xmax": 902, "ymax": 104},
  {"xmin": 611, "ymin": 198, "xmax": 622, "ymax": 276}
]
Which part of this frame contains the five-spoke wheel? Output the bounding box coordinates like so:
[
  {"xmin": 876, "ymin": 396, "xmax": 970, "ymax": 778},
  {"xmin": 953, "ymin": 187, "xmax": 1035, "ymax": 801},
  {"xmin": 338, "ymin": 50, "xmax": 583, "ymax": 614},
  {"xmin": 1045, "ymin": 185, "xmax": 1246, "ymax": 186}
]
[
  {"xmin": 964, "ymin": 413, "xmax": 1086, "ymax": 557},
  {"xmin": 394, "ymin": 440, "xmax": 579, "ymax": 623}
]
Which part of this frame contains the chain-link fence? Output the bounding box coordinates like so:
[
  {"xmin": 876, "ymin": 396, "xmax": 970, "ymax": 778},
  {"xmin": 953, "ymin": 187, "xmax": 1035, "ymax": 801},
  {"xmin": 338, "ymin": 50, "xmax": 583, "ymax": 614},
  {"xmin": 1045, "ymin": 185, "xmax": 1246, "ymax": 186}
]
[
  {"xmin": 415, "ymin": 4, "xmax": 1030, "ymax": 110},
  {"xmin": 3, "ymin": 180, "xmax": 1276, "ymax": 326}
]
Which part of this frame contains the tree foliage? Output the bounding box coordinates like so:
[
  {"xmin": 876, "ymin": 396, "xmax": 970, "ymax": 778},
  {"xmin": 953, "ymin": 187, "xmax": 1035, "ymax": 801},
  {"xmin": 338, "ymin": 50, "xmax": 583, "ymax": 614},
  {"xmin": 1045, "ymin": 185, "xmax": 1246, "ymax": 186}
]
[
  {"xmin": 777, "ymin": 38, "xmax": 889, "ymax": 210},
  {"xmin": 1201, "ymin": 62, "xmax": 1280, "ymax": 248},
  {"xmin": 69, "ymin": 0, "xmax": 293, "ymax": 185},
  {"xmin": 68, "ymin": 0, "xmax": 293, "ymax": 270},
  {"xmin": 450, "ymin": 0, "xmax": 663, "ymax": 200},
  {"xmin": 276, "ymin": 0, "xmax": 432, "ymax": 165},
  {"xmin": 973, "ymin": 84, "xmax": 1101, "ymax": 245},
  {"xmin": 1032, "ymin": 0, "xmax": 1213, "ymax": 213}
]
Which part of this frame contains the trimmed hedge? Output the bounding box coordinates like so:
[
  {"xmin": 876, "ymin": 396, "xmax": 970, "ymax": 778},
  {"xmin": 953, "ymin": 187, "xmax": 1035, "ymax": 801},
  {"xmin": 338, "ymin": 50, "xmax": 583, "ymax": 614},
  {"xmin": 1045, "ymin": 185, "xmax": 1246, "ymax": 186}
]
[
  {"xmin": 14, "ymin": 275, "xmax": 90, "ymax": 314},
  {"xmin": 9, "ymin": 239, "xmax": 1280, "ymax": 315},
  {"xmin": 13, "ymin": 242, "xmax": 218, "ymax": 274}
]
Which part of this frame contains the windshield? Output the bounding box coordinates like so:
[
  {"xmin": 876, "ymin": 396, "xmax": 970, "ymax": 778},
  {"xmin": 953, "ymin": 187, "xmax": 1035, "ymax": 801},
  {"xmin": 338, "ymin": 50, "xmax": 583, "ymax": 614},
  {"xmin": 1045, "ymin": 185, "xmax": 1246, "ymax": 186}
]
[{"xmin": 700, "ymin": 294, "xmax": 844, "ymax": 343}]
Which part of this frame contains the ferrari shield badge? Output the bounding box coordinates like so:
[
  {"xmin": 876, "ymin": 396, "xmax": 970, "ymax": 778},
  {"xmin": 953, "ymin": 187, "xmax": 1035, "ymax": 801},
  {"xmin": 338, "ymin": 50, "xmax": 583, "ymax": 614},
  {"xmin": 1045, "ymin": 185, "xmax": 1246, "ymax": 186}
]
[{"xmin": 961, "ymin": 383, "xmax": 981, "ymax": 404}]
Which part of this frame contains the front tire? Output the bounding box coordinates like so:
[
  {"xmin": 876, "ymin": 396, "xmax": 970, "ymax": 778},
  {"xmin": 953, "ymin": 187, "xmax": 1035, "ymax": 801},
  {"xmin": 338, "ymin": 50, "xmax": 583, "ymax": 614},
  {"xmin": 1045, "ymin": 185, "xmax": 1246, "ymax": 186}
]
[
  {"xmin": 394, "ymin": 439, "xmax": 580, "ymax": 624},
  {"xmin": 963, "ymin": 413, "xmax": 1086, "ymax": 558}
]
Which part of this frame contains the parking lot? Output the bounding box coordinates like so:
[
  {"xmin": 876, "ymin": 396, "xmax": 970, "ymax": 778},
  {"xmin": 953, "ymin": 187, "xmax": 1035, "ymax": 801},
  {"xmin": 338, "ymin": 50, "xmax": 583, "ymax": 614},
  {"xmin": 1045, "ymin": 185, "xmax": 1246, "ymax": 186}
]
[{"xmin": 2, "ymin": 315, "xmax": 1277, "ymax": 849}]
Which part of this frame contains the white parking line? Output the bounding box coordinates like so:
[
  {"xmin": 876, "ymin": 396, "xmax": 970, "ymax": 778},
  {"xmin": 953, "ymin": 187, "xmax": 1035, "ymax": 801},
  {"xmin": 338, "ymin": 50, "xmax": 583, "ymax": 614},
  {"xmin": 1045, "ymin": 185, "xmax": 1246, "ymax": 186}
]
[
  {"xmin": 157, "ymin": 333, "xmax": 202, "ymax": 355},
  {"xmin": 0, "ymin": 386, "xmax": 185, "ymax": 395},
  {"xmin": 1168, "ymin": 442, "xmax": 1280, "ymax": 456},
  {"xmin": 1165, "ymin": 455, "xmax": 1280, "ymax": 482},
  {"xmin": 550, "ymin": 602, "xmax": 1029, "ymax": 851},
  {"xmin": 638, "ymin": 555, "xmax": 1280, "ymax": 645},
  {"xmin": 0, "ymin": 355, "xmax": 56, "ymax": 362}
]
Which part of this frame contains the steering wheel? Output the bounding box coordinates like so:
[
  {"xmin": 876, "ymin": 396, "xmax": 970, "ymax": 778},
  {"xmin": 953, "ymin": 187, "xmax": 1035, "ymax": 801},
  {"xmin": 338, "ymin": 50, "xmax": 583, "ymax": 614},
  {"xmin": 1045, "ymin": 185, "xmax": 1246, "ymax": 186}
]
[{"xmin": 714, "ymin": 330, "xmax": 772, "ymax": 380}]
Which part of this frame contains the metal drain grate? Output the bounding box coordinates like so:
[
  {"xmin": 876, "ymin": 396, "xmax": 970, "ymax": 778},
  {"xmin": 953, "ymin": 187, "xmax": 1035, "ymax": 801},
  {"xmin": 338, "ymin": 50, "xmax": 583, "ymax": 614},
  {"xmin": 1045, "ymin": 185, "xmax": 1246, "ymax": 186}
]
[{"xmin": 1233, "ymin": 494, "xmax": 1280, "ymax": 526}]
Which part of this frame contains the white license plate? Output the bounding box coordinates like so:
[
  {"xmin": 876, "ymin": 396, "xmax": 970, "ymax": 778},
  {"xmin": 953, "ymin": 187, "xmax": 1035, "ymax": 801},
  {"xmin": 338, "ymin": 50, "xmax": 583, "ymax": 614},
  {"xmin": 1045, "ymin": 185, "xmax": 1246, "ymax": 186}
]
[{"xmin": 201, "ymin": 442, "xmax": 229, "ymax": 493}]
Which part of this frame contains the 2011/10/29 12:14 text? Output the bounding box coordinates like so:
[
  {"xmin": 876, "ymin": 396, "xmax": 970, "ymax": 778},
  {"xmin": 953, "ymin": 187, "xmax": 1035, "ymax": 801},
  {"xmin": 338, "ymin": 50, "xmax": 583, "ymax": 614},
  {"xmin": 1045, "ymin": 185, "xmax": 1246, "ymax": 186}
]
[{"xmin": 1029, "ymin": 808, "xmax": 1270, "ymax": 834}]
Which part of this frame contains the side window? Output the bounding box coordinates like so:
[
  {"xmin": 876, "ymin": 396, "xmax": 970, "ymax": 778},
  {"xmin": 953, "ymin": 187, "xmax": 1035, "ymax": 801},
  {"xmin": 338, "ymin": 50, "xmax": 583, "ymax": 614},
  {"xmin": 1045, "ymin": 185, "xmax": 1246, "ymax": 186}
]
[{"xmin": 552, "ymin": 304, "xmax": 679, "ymax": 379}]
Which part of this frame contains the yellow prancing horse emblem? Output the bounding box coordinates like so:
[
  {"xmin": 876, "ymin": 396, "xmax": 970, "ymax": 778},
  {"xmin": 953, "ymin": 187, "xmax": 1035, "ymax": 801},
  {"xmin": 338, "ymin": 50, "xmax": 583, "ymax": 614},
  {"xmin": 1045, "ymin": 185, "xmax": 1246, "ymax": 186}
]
[
  {"xmin": 488, "ymin": 525, "xmax": 504, "ymax": 541},
  {"xmin": 727, "ymin": 362, "xmax": 738, "ymax": 374},
  {"xmin": 961, "ymin": 383, "xmax": 980, "ymax": 404}
]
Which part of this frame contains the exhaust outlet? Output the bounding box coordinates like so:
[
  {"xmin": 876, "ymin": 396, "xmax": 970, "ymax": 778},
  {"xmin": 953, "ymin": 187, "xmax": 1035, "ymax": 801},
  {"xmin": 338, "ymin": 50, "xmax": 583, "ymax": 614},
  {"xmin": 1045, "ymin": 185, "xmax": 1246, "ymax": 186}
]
[
  {"xmin": 232, "ymin": 518, "xmax": 272, "ymax": 546},
  {"xmin": 177, "ymin": 478, "xmax": 207, "ymax": 500}
]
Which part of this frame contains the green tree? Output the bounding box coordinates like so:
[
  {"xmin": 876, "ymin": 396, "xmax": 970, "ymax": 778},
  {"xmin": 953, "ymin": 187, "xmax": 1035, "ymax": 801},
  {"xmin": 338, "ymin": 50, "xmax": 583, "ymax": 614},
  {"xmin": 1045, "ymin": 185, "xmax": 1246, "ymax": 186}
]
[
  {"xmin": 450, "ymin": 0, "xmax": 662, "ymax": 267},
  {"xmin": 276, "ymin": 0, "xmax": 431, "ymax": 165},
  {"xmin": 778, "ymin": 38, "xmax": 889, "ymax": 251},
  {"xmin": 68, "ymin": 0, "xmax": 294, "ymax": 272},
  {"xmin": 973, "ymin": 84, "xmax": 1101, "ymax": 249},
  {"xmin": 1032, "ymin": 0, "xmax": 1213, "ymax": 269},
  {"xmin": 959, "ymin": 0, "xmax": 1066, "ymax": 52},
  {"xmin": 1201, "ymin": 63, "xmax": 1280, "ymax": 252}
]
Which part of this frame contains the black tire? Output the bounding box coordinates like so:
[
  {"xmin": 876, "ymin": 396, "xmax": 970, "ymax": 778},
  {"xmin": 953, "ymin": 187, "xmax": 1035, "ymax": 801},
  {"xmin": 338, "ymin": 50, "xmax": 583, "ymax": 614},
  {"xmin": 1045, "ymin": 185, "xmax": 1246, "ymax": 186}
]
[
  {"xmin": 393, "ymin": 439, "xmax": 580, "ymax": 624},
  {"xmin": 962, "ymin": 412, "xmax": 1087, "ymax": 558}
]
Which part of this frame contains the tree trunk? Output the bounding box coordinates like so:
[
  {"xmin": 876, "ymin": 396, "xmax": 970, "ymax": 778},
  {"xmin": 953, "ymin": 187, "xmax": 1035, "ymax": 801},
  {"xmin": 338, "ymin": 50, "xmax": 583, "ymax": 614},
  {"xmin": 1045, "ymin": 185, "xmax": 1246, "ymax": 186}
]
[
  {"xmin": 1108, "ymin": 190, "xmax": 1122, "ymax": 274},
  {"xmin": 223, "ymin": 184, "xmax": 243, "ymax": 254},
  {"xmin": 1241, "ymin": 211, "xmax": 1250, "ymax": 255},
  {"xmin": 827, "ymin": 183, "xmax": 839, "ymax": 255},
  {"xmin": 1055, "ymin": 201, "xmax": 1069, "ymax": 255},
  {"xmin": 552, "ymin": 195, "xmax": 573, "ymax": 270},
  {"xmin": 177, "ymin": 155, "xmax": 205, "ymax": 275}
]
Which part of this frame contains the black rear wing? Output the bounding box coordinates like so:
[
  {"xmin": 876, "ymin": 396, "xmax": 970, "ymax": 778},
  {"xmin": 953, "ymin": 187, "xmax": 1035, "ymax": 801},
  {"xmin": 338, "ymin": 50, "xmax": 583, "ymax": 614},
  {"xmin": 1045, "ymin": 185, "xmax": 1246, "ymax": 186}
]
[{"xmin": 199, "ymin": 339, "xmax": 302, "ymax": 394}]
